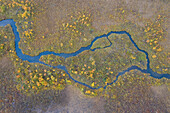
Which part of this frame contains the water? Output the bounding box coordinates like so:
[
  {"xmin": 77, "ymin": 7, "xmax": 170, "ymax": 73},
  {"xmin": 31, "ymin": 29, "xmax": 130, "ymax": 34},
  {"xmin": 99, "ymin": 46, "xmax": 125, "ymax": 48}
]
[{"xmin": 0, "ymin": 19, "xmax": 169, "ymax": 89}]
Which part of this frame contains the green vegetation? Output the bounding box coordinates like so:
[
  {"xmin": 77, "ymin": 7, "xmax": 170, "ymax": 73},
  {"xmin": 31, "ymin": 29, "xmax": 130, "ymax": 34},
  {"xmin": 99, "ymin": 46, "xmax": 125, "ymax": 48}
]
[
  {"xmin": 91, "ymin": 37, "xmax": 111, "ymax": 50},
  {"xmin": 40, "ymin": 55, "xmax": 65, "ymax": 66},
  {"xmin": 64, "ymin": 32, "xmax": 147, "ymax": 93}
]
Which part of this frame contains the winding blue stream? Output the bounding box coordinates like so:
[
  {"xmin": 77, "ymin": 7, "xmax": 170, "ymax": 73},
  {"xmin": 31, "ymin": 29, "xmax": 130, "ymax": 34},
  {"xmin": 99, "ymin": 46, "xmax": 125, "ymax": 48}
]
[{"xmin": 0, "ymin": 19, "xmax": 169, "ymax": 90}]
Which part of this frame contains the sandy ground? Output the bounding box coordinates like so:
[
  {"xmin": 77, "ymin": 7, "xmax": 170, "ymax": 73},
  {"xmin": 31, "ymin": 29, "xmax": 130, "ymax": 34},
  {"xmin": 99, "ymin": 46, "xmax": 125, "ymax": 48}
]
[
  {"xmin": 30, "ymin": 84, "xmax": 170, "ymax": 113},
  {"xmin": 33, "ymin": 85, "xmax": 106, "ymax": 113},
  {"xmin": 151, "ymin": 84, "xmax": 170, "ymax": 112}
]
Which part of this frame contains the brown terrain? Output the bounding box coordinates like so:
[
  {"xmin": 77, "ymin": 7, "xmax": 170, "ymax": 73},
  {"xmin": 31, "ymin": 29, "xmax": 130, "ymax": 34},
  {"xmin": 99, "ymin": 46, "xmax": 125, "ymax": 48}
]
[{"xmin": 0, "ymin": 0, "xmax": 169, "ymax": 113}]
